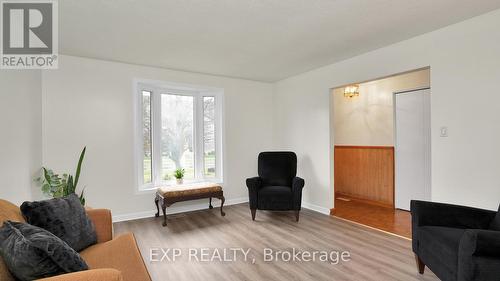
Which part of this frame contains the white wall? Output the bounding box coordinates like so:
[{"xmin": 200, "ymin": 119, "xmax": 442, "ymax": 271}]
[
  {"xmin": 333, "ymin": 69, "xmax": 430, "ymax": 146},
  {"xmin": 0, "ymin": 70, "xmax": 42, "ymax": 205},
  {"xmin": 41, "ymin": 55, "xmax": 274, "ymax": 218},
  {"xmin": 274, "ymin": 9, "xmax": 500, "ymax": 211},
  {"xmin": 4, "ymin": 9, "xmax": 500, "ymax": 218}
]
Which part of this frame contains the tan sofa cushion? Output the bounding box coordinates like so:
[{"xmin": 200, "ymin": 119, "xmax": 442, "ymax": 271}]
[
  {"xmin": 80, "ymin": 233, "xmax": 151, "ymax": 281},
  {"xmin": 38, "ymin": 268, "xmax": 123, "ymax": 281},
  {"xmin": 0, "ymin": 199, "xmax": 25, "ymax": 224},
  {"xmin": 0, "ymin": 258, "xmax": 15, "ymax": 281},
  {"xmin": 158, "ymin": 182, "xmax": 222, "ymax": 197}
]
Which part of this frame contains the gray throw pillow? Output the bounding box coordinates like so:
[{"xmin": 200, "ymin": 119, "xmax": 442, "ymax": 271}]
[
  {"xmin": 0, "ymin": 221, "xmax": 88, "ymax": 281},
  {"xmin": 490, "ymin": 204, "xmax": 500, "ymax": 231},
  {"xmin": 20, "ymin": 194, "xmax": 97, "ymax": 252}
]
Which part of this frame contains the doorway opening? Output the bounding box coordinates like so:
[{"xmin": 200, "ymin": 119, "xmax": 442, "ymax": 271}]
[{"xmin": 330, "ymin": 68, "xmax": 431, "ymax": 238}]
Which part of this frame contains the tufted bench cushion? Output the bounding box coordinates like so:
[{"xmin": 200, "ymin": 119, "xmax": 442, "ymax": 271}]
[{"xmin": 158, "ymin": 182, "xmax": 222, "ymax": 198}]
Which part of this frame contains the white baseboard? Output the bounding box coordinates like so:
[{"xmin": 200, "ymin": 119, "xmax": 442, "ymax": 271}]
[
  {"xmin": 301, "ymin": 201, "xmax": 331, "ymax": 215},
  {"xmin": 113, "ymin": 197, "xmax": 330, "ymax": 222},
  {"xmin": 112, "ymin": 197, "xmax": 249, "ymax": 222}
]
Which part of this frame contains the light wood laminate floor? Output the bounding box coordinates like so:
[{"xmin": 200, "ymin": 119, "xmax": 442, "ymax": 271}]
[{"xmin": 114, "ymin": 203, "xmax": 438, "ymax": 281}]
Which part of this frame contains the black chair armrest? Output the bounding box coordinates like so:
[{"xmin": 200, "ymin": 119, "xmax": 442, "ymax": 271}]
[
  {"xmin": 459, "ymin": 229, "xmax": 500, "ymax": 281},
  {"xmin": 246, "ymin": 177, "xmax": 262, "ymax": 190},
  {"xmin": 292, "ymin": 177, "xmax": 305, "ymax": 191},
  {"xmin": 246, "ymin": 177, "xmax": 262, "ymax": 209},
  {"xmin": 411, "ymin": 200, "xmax": 496, "ymax": 229},
  {"xmin": 292, "ymin": 177, "xmax": 305, "ymax": 210},
  {"xmin": 460, "ymin": 229, "xmax": 500, "ymax": 257}
]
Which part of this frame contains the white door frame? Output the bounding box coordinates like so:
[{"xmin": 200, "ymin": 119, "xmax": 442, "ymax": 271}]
[{"xmin": 393, "ymin": 87, "xmax": 432, "ymax": 210}]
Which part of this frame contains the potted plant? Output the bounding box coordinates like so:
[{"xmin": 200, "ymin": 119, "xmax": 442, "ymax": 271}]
[
  {"xmin": 34, "ymin": 147, "xmax": 87, "ymax": 205},
  {"xmin": 174, "ymin": 168, "xmax": 185, "ymax": 185}
]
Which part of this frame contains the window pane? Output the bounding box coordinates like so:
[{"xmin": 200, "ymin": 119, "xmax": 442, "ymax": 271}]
[
  {"xmin": 203, "ymin": 97, "xmax": 216, "ymax": 177},
  {"xmin": 142, "ymin": 91, "xmax": 152, "ymax": 184},
  {"xmin": 161, "ymin": 94, "xmax": 194, "ymax": 181}
]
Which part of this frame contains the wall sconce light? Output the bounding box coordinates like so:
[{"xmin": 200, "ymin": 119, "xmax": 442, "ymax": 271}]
[{"xmin": 344, "ymin": 85, "xmax": 360, "ymax": 98}]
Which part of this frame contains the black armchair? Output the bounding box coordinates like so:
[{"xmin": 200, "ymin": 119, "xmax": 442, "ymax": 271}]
[
  {"xmin": 246, "ymin": 152, "xmax": 305, "ymax": 221},
  {"xmin": 411, "ymin": 200, "xmax": 500, "ymax": 281}
]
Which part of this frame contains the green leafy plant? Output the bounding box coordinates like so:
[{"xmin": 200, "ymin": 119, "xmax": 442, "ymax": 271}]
[
  {"xmin": 173, "ymin": 168, "xmax": 185, "ymax": 179},
  {"xmin": 34, "ymin": 147, "xmax": 87, "ymax": 205}
]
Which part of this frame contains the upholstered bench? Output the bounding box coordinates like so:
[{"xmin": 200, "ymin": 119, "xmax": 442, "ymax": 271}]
[{"xmin": 154, "ymin": 182, "xmax": 225, "ymax": 226}]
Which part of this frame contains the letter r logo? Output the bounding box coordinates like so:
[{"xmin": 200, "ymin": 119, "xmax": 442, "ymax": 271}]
[{"xmin": 2, "ymin": 2, "xmax": 53, "ymax": 54}]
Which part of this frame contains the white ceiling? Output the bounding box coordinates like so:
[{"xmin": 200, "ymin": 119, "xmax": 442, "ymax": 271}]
[{"xmin": 59, "ymin": 0, "xmax": 500, "ymax": 82}]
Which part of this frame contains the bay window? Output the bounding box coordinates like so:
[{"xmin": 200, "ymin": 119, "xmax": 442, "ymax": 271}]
[{"xmin": 135, "ymin": 81, "xmax": 223, "ymax": 190}]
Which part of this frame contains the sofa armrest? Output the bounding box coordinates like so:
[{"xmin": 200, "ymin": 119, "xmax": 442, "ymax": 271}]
[
  {"xmin": 38, "ymin": 269, "xmax": 123, "ymax": 281},
  {"xmin": 246, "ymin": 177, "xmax": 262, "ymax": 209},
  {"xmin": 411, "ymin": 200, "xmax": 496, "ymax": 229},
  {"xmin": 86, "ymin": 209, "xmax": 113, "ymax": 243}
]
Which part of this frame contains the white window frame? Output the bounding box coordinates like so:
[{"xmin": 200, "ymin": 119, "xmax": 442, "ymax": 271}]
[{"xmin": 133, "ymin": 79, "xmax": 224, "ymax": 192}]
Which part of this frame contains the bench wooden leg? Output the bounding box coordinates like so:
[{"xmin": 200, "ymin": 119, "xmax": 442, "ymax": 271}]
[
  {"xmin": 294, "ymin": 210, "xmax": 300, "ymax": 222},
  {"xmin": 219, "ymin": 196, "xmax": 225, "ymax": 216},
  {"xmin": 161, "ymin": 201, "xmax": 167, "ymax": 227},
  {"xmin": 154, "ymin": 195, "xmax": 160, "ymax": 217},
  {"xmin": 209, "ymin": 197, "xmax": 213, "ymax": 209},
  {"xmin": 251, "ymin": 209, "xmax": 256, "ymax": 221}
]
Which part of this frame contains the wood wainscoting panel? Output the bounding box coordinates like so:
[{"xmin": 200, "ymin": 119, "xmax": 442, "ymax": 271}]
[{"xmin": 334, "ymin": 146, "xmax": 394, "ymax": 207}]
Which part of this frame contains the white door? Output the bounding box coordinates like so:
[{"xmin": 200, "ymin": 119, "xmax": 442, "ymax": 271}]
[{"xmin": 395, "ymin": 88, "xmax": 431, "ymax": 211}]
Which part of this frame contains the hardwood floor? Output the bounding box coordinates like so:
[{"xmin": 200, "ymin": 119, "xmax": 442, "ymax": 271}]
[
  {"xmin": 332, "ymin": 197, "xmax": 412, "ymax": 239},
  {"xmin": 114, "ymin": 203, "xmax": 437, "ymax": 281}
]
